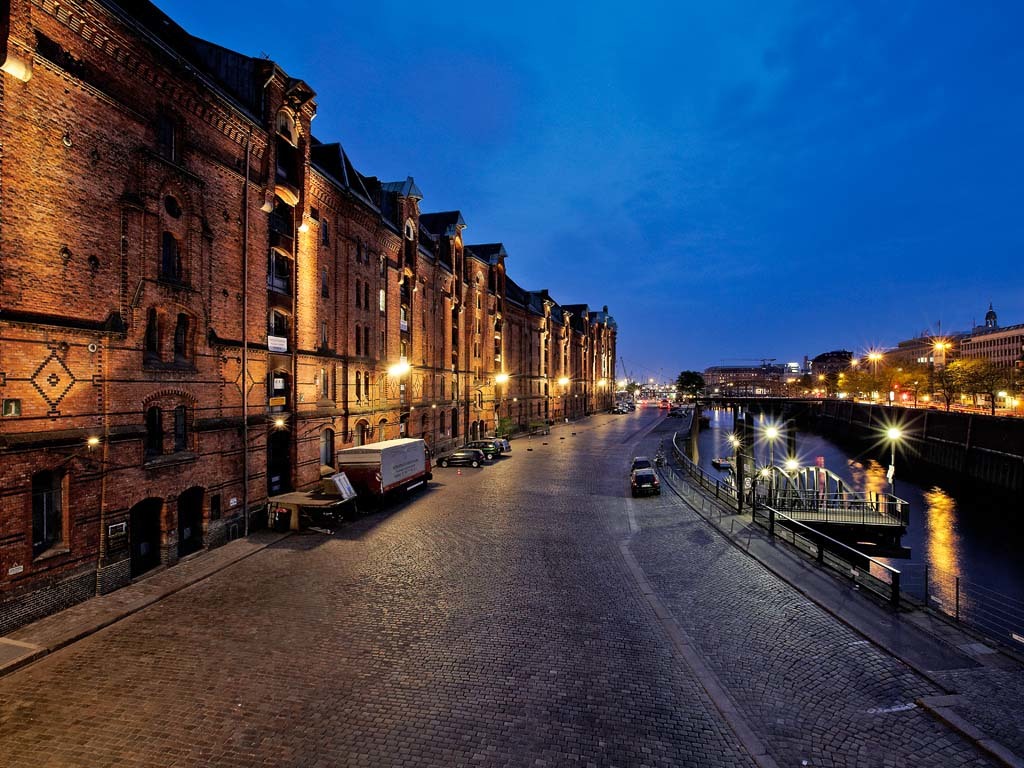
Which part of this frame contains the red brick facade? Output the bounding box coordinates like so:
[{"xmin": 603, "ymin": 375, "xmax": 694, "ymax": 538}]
[{"xmin": 0, "ymin": 0, "xmax": 616, "ymax": 630}]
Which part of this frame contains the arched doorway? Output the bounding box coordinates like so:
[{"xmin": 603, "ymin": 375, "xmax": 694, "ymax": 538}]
[
  {"xmin": 177, "ymin": 486, "xmax": 204, "ymax": 558},
  {"xmin": 355, "ymin": 419, "xmax": 369, "ymax": 446},
  {"xmin": 129, "ymin": 497, "xmax": 163, "ymax": 577},
  {"xmin": 267, "ymin": 430, "xmax": 291, "ymax": 495},
  {"xmin": 378, "ymin": 417, "xmax": 388, "ymax": 442}
]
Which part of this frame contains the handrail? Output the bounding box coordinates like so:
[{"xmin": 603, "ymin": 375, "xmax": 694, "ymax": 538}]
[{"xmin": 668, "ymin": 429, "xmax": 902, "ymax": 608}]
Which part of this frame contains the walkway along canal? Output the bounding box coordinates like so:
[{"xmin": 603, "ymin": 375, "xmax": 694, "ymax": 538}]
[{"xmin": 693, "ymin": 407, "xmax": 1024, "ymax": 650}]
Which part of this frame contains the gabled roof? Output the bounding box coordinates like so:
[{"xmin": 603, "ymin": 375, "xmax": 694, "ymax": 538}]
[
  {"xmin": 420, "ymin": 211, "xmax": 466, "ymax": 238},
  {"xmin": 309, "ymin": 139, "xmax": 378, "ymax": 209},
  {"xmin": 466, "ymin": 243, "xmax": 507, "ymax": 265},
  {"xmin": 381, "ymin": 177, "xmax": 423, "ymax": 200}
]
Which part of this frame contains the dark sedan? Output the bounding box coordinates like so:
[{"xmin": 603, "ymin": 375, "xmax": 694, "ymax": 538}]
[{"xmin": 438, "ymin": 448, "xmax": 487, "ymax": 468}]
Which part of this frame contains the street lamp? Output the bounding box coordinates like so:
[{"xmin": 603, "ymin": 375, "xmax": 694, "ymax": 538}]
[
  {"xmin": 388, "ymin": 360, "xmax": 411, "ymax": 438},
  {"xmin": 868, "ymin": 352, "xmax": 882, "ymax": 379},
  {"xmin": 885, "ymin": 426, "xmax": 902, "ymax": 493}
]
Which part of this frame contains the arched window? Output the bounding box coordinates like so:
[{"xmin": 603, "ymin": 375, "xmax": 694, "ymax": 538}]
[
  {"xmin": 355, "ymin": 371, "xmax": 362, "ymax": 401},
  {"xmin": 320, "ymin": 367, "xmax": 329, "ymax": 399},
  {"xmin": 439, "ymin": 410, "xmax": 447, "ymax": 435},
  {"xmin": 355, "ymin": 279, "xmax": 361, "ymax": 309},
  {"xmin": 355, "ymin": 420, "xmax": 368, "ymax": 447},
  {"xmin": 378, "ymin": 417, "xmax": 388, "ymax": 442},
  {"xmin": 161, "ymin": 232, "xmax": 181, "ymax": 281},
  {"xmin": 364, "ymin": 283, "xmax": 370, "ymax": 311},
  {"xmin": 355, "ymin": 324, "xmax": 362, "ymax": 356},
  {"xmin": 173, "ymin": 313, "xmax": 190, "ymax": 364},
  {"xmin": 32, "ymin": 470, "xmax": 63, "ymax": 557},
  {"xmin": 145, "ymin": 308, "xmax": 160, "ymax": 363},
  {"xmin": 145, "ymin": 406, "xmax": 163, "ymax": 459},
  {"xmin": 364, "ymin": 371, "xmax": 371, "ymax": 401},
  {"xmin": 364, "ymin": 327, "xmax": 371, "ymax": 357},
  {"xmin": 320, "ymin": 428, "xmax": 335, "ymax": 468}
]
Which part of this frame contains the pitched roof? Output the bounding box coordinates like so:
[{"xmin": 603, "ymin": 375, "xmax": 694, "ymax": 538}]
[{"xmin": 419, "ymin": 211, "xmax": 466, "ymax": 237}]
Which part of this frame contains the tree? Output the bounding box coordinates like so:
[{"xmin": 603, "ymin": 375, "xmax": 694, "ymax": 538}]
[
  {"xmin": 675, "ymin": 370, "xmax": 705, "ymax": 397},
  {"xmin": 952, "ymin": 359, "xmax": 1012, "ymax": 415},
  {"xmin": 934, "ymin": 363, "xmax": 959, "ymax": 411}
]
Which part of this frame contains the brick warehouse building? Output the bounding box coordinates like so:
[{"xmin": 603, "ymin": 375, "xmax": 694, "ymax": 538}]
[{"xmin": 0, "ymin": 0, "xmax": 616, "ymax": 631}]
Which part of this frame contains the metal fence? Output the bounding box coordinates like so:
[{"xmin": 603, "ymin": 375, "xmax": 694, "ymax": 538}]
[
  {"xmin": 667, "ymin": 431, "xmax": 901, "ymax": 607},
  {"xmin": 667, "ymin": 428, "xmax": 1024, "ymax": 651},
  {"xmin": 898, "ymin": 562, "xmax": 1024, "ymax": 650}
]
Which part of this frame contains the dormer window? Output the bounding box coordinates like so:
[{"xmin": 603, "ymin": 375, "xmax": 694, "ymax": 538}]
[{"xmin": 275, "ymin": 110, "xmax": 298, "ymax": 146}]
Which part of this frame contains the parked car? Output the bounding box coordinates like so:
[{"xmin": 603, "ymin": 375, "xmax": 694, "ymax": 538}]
[
  {"xmin": 612, "ymin": 404, "xmax": 628, "ymax": 414},
  {"xmin": 630, "ymin": 456, "xmax": 653, "ymax": 472},
  {"xmin": 490, "ymin": 437, "xmax": 511, "ymax": 452},
  {"xmin": 631, "ymin": 468, "xmax": 661, "ymax": 496},
  {"xmin": 438, "ymin": 448, "xmax": 486, "ymax": 468},
  {"xmin": 465, "ymin": 440, "xmax": 502, "ymax": 460}
]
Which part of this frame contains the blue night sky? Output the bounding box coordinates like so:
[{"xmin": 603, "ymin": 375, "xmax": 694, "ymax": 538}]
[{"xmin": 158, "ymin": 0, "xmax": 1024, "ymax": 381}]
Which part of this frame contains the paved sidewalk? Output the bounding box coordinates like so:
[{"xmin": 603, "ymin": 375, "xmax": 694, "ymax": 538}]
[
  {"xmin": 656, "ymin": 459, "xmax": 1024, "ymax": 768},
  {"xmin": 0, "ymin": 530, "xmax": 289, "ymax": 678}
]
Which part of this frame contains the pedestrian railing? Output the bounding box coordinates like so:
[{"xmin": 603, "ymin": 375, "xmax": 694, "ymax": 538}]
[
  {"xmin": 898, "ymin": 562, "xmax": 1024, "ymax": 651},
  {"xmin": 666, "ymin": 431, "xmax": 901, "ymax": 608}
]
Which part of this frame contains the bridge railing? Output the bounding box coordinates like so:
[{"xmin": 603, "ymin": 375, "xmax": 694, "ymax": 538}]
[
  {"xmin": 667, "ymin": 430, "xmax": 902, "ymax": 608},
  {"xmin": 768, "ymin": 489, "xmax": 909, "ymax": 527}
]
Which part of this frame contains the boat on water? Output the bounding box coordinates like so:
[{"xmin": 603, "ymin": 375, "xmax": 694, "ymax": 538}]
[{"xmin": 711, "ymin": 457, "xmax": 733, "ymax": 470}]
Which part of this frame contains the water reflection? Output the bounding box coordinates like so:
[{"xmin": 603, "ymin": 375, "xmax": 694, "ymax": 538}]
[{"xmin": 846, "ymin": 458, "xmax": 888, "ymax": 499}]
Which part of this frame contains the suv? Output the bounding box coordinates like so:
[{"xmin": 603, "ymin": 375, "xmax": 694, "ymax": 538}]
[
  {"xmin": 438, "ymin": 448, "xmax": 486, "ymax": 468},
  {"xmin": 631, "ymin": 468, "xmax": 661, "ymax": 496},
  {"xmin": 465, "ymin": 440, "xmax": 502, "ymax": 460}
]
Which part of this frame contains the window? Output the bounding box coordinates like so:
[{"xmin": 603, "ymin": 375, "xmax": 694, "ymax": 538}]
[
  {"xmin": 2, "ymin": 399, "xmax": 21, "ymax": 417},
  {"xmin": 320, "ymin": 321, "xmax": 329, "ymax": 349},
  {"xmin": 364, "ymin": 283, "xmax": 370, "ymax": 310},
  {"xmin": 161, "ymin": 232, "xmax": 182, "ymax": 281},
  {"xmin": 156, "ymin": 114, "xmax": 177, "ymax": 161},
  {"xmin": 365, "ymin": 327, "xmax": 371, "ymax": 358},
  {"xmin": 270, "ymin": 310, "xmax": 290, "ymax": 338},
  {"xmin": 320, "ymin": 367, "xmax": 329, "ymax": 399},
  {"xmin": 32, "ymin": 470, "xmax": 63, "ymax": 557},
  {"xmin": 164, "ymin": 195, "xmax": 182, "ymax": 218},
  {"xmin": 173, "ymin": 405, "xmax": 188, "ymax": 452},
  {"xmin": 145, "ymin": 406, "xmax": 163, "ymax": 459},
  {"xmin": 321, "ymin": 267, "xmax": 330, "ymax": 298},
  {"xmin": 268, "ymin": 249, "xmax": 293, "ymax": 294},
  {"xmin": 355, "ymin": 324, "xmax": 362, "ymax": 356},
  {"xmin": 145, "ymin": 308, "xmax": 160, "ymax": 363},
  {"xmin": 320, "ymin": 428, "xmax": 335, "ymax": 467},
  {"xmin": 355, "ymin": 371, "xmax": 362, "ymax": 401},
  {"xmin": 379, "ymin": 288, "xmax": 386, "ymax": 312},
  {"xmin": 355, "ymin": 280, "xmax": 361, "ymax": 309},
  {"xmin": 321, "ymin": 218, "xmax": 330, "ymax": 247},
  {"xmin": 173, "ymin": 313, "xmax": 190, "ymax": 364}
]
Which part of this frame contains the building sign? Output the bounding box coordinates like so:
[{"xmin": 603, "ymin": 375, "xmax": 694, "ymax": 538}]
[
  {"xmin": 267, "ymin": 335, "xmax": 288, "ymax": 353},
  {"xmin": 273, "ymin": 377, "xmax": 285, "ymax": 390},
  {"xmin": 269, "ymin": 396, "xmax": 286, "ymax": 406}
]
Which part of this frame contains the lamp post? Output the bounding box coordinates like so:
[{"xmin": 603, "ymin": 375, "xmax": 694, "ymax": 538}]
[
  {"xmin": 558, "ymin": 376, "xmax": 569, "ymax": 422},
  {"xmin": 885, "ymin": 426, "xmax": 901, "ymax": 494},
  {"xmin": 387, "ymin": 359, "xmax": 411, "ymax": 439},
  {"xmin": 494, "ymin": 372, "xmax": 510, "ymax": 436},
  {"xmin": 762, "ymin": 424, "xmax": 779, "ymax": 504}
]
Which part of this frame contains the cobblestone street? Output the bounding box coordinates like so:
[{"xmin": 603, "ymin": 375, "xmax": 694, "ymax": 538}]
[{"xmin": 0, "ymin": 411, "xmax": 1005, "ymax": 767}]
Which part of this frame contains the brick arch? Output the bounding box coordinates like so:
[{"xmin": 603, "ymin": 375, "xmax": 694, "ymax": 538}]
[{"xmin": 142, "ymin": 388, "xmax": 197, "ymax": 409}]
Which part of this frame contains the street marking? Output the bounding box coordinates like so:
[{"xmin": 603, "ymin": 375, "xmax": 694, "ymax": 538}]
[{"xmin": 865, "ymin": 703, "xmax": 916, "ymax": 714}]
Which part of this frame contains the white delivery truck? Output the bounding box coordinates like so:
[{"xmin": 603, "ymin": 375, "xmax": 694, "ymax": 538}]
[{"xmin": 335, "ymin": 438, "xmax": 432, "ymax": 506}]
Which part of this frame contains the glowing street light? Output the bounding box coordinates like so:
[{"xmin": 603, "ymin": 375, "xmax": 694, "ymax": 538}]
[
  {"xmin": 494, "ymin": 372, "xmax": 510, "ymax": 385},
  {"xmin": 885, "ymin": 426, "xmax": 902, "ymax": 492},
  {"xmin": 868, "ymin": 352, "xmax": 883, "ymax": 378}
]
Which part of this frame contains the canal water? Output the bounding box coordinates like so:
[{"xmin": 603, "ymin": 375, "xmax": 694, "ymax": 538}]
[{"xmin": 692, "ymin": 408, "xmax": 1024, "ymax": 634}]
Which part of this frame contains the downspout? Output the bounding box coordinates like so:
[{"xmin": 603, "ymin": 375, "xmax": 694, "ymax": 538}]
[{"xmin": 242, "ymin": 129, "xmax": 251, "ymax": 536}]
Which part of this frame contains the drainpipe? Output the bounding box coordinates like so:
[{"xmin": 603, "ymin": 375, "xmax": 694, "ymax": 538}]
[{"xmin": 242, "ymin": 130, "xmax": 251, "ymax": 537}]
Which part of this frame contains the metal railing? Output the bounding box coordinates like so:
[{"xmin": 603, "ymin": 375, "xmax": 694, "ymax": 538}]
[
  {"xmin": 667, "ymin": 431, "xmax": 901, "ymax": 608},
  {"xmin": 898, "ymin": 562, "xmax": 1024, "ymax": 651},
  {"xmin": 768, "ymin": 488, "xmax": 908, "ymax": 527}
]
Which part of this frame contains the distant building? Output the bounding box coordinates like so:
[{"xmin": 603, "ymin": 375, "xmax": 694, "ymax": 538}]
[
  {"xmin": 703, "ymin": 364, "xmax": 785, "ymax": 396},
  {"xmin": 810, "ymin": 350, "xmax": 853, "ymax": 375},
  {"xmin": 960, "ymin": 304, "xmax": 1024, "ymax": 370}
]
